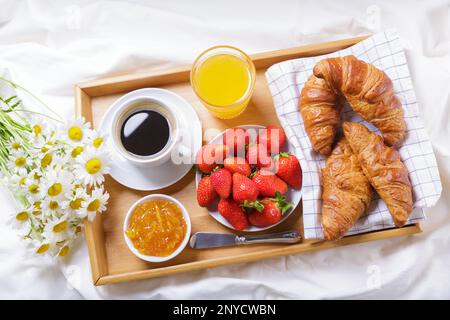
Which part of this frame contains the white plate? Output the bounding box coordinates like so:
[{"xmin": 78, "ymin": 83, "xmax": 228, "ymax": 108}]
[
  {"xmin": 99, "ymin": 88, "xmax": 202, "ymax": 191},
  {"xmin": 195, "ymin": 125, "xmax": 302, "ymax": 232}
]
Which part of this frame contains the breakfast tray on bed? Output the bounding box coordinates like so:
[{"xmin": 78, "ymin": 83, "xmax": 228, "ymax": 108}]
[{"xmin": 75, "ymin": 36, "xmax": 422, "ymax": 286}]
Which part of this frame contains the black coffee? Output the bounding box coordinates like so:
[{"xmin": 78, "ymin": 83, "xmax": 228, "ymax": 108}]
[{"xmin": 120, "ymin": 110, "xmax": 170, "ymax": 156}]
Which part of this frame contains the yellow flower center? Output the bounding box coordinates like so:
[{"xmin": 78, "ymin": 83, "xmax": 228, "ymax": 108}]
[
  {"xmin": 70, "ymin": 198, "xmax": 83, "ymax": 210},
  {"xmin": 19, "ymin": 177, "xmax": 26, "ymax": 186},
  {"xmin": 34, "ymin": 201, "xmax": 41, "ymax": 210},
  {"xmin": 68, "ymin": 127, "xmax": 83, "ymax": 141},
  {"xmin": 59, "ymin": 246, "xmax": 69, "ymax": 257},
  {"xmin": 15, "ymin": 157, "xmax": 26, "ymax": 167},
  {"xmin": 33, "ymin": 172, "xmax": 41, "ymax": 180},
  {"xmin": 93, "ymin": 138, "xmax": 103, "ymax": 148},
  {"xmin": 41, "ymin": 153, "xmax": 53, "ymax": 168},
  {"xmin": 53, "ymin": 220, "xmax": 68, "ymax": 233},
  {"xmin": 36, "ymin": 244, "xmax": 50, "ymax": 254},
  {"xmin": 28, "ymin": 184, "xmax": 39, "ymax": 194},
  {"xmin": 85, "ymin": 158, "xmax": 102, "ymax": 174},
  {"xmin": 47, "ymin": 182, "xmax": 62, "ymax": 197},
  {"xmin": 41, "ymin": 146, "xmax": 49, "ymax": 153},
  {"xmin": 33, "ymin": 124, "xmax": 42, "ymax": 136},
  {"xmin": 71, "ymin": 146, "xmax": 84, "ymax": 158},
  {"xmin": 49, "ymin": 201, "xmax": 59, "ymax": 210},
  {"xmin": 16, "ymin": 211, "xmax": 28, "ymax": 221},
  {"xmin": 87, "ymin": 199, "xmax": 100, "ymax": 212},
  {"xmin": 12, "ymin": 142, "xmax": 21, "ymax": 150}
]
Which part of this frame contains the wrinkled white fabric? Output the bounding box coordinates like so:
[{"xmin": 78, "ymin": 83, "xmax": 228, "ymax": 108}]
[{"xmin": 0, "ymin": 0, "xmax": 448, "ymax": 299}]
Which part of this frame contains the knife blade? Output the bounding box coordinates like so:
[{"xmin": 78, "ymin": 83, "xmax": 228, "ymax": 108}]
[{"xmin": 190, "ymin": 230, "xmax": 301, "ymax": 249}]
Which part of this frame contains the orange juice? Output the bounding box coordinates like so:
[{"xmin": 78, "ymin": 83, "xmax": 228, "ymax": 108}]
[{"xmin": 191, "ymin": 46, "xmax": 255, "ymax": 119}]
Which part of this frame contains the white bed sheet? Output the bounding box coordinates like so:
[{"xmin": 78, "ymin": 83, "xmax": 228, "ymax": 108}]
[{"xmin": 0, "ymin": 0, "xmax": 448, "ymax": 299}]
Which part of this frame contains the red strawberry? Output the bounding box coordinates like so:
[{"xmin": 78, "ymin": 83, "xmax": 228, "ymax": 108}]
[
  {"xmin": 212, "ymin": 144, "xmax": 230, "ymax": 165},
  {"xmin": 224, "ymin": 157, "xmax": 251, "ymax": 176},
  {"xmin": 275, "ymin": 152, "xmax": 302, "ymax": 189},
  {"xmin": 223, "ymin": 127, "xmax": 250, "ymax": 157},
  {"xmin": 218, "ymin": 198, "xmax": 249, "ymax": 230},
  {"xmin": 197, "ymin": 176, "xmax": 217, "ymax": 207},
  {"xmin": 195, "ymin": 144, "xmax": 230, "ymax": 173},
  {"xmin": 257, "ymin": 125, "xmax": 286, "ymax": 155},
  {"xmin": 232, "ymin": 173, "xmax": 259, "ymax": 203},
  {"xmin": 210, "ymin": 168, "xmax": 232, "ymax": 198},
  {"xmin": 246, "ymin": 144, "xmax": 274, "ymax": 168},
  {"xmin": 244, "ymin": 193, "xmax": 292, "ymax": 227},
  {"xmin": 252, "ymin": 169, "xmax": 288, "ymax": 197}
]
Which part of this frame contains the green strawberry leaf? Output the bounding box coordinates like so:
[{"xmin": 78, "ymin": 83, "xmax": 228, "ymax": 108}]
[{"xmin": 241, "ymin": 200, "xmax": 265, "ymax": 212}]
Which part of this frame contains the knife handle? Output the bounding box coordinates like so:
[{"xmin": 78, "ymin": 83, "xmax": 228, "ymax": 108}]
[{"xmin": 236, "ymin": 230, "xmax": 301, "ymax": 245}]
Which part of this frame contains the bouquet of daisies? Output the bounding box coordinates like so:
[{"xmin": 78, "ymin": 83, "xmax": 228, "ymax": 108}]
[{"xmin": 1, "ymin": 76, "xmax": 110, "ymax": 257}]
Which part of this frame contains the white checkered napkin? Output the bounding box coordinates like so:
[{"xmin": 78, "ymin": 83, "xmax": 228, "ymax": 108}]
[{"xmin": 265, "ymin": 29, "xmax": 442, "ymax": 239}]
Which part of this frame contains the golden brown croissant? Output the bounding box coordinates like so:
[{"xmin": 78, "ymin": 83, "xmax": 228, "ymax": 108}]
[
  {"xmin": 343, "ymin": 122, "xmax": 413, "ymax": 227},
  {"xmin": 321, "ymin": 138, "xmax": 373, "ymax": 240},
  {"xmin": 314, "ymin": 55, "xmax": 406, "ymax": 146},
  {"xmin": 300, "ymin": 75, "xmax": 342, "ymax": 156}
]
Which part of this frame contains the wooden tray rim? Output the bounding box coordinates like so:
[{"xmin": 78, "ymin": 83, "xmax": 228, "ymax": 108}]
[{"xmin": 75, "ymin": 35, "xmax": 422, "ymax": 286}]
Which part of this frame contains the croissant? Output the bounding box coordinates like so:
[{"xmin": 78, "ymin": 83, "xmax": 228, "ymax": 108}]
[
  {"xmin": 314, "ymin": 55, "xmax": 406, "ymax": 146},
  {"xmin": 300, "ymin": 75, "xmax": 342, "ymax": 156},
  {"xmin": 321, "ymin": 138, "xmax": 373, "ymax": 240},
  {"xmin": 343, "ymin": 122, "xmax": 413, "ymax": 227}
]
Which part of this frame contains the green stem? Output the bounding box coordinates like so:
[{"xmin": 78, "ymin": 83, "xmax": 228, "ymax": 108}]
[{"xmin": 0, "ymin": 76, "xmax": 63, "ymax": 121}]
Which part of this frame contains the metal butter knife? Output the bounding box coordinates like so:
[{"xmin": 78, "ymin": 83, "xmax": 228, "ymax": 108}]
[{"xmin": 190, "ymin": 230, "xmax": 301, "ymax": 249}]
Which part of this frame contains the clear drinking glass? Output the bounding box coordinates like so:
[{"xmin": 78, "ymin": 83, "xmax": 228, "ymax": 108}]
[{"xmin": 190, "ymin": 45, "xmax": 256, "ymax": 119}]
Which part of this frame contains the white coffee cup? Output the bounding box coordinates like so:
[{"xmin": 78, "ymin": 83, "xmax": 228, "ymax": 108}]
[{"xmin": 110, "ymin": 96, "xmax": 180, "ymax": 167}]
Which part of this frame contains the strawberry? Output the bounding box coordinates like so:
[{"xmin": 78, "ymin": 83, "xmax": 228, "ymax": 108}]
[
  {"xmin": 223, "ymin": 127, "xmax": 250, "ymax": 157},
  {"xmin": 232, "ymin": 173, "xmax": 259, "ymax": 203},
  {"xmin": 244, "ymin": 192, "xmax": 292, "ymax": 227},
  {"xmin": 212, "ymin": 144, "xmax": 230, "ymax": 165},
  {"xmin": 195, "ymin": 144, "xmax": 230, "ymax": 173},
  {"xmin": 224, "ymin": 157, "xmax": 251, "ymax": 176},
  {"xmin": 252, "ymin": 169, "xmax": 288, "ymax": 197},
  {"xmin": 197, "ymin": 176, "xmax": 217, "ymax": 207},
  {"xmin": 218, "ymin": 198, "xmax": 249, "ymax": 230},
  {"xmin": 257, "ymin": 125, "xmax": 286, "ymax": 155},
  {"xmin": 210, "ymin": 168, "xmax": 232, "ymax": 198},
  {"xmin": 246, "ymin": 144, "xmax": 274, "ymax": 168},
  {"xmin": 275, "ymin": 152, "xmax": 302, "ymax": 189}
]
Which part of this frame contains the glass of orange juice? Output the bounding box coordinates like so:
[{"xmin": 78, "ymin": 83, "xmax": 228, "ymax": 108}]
[{"xmin": 190, "ymin": 45, "xmax": 256, "ymax": 119}]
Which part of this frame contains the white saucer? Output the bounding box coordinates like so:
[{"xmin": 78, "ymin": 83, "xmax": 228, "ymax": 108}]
[
  {"xmin": 99, "ymin": 88, "xmax": 202, "ymax": 191},
  {"xmin": 195, "ymin": 125, "xmax": 302, "ymax": 232}
]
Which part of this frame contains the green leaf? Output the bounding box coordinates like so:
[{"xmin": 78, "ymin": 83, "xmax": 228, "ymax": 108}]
[{"xmin": 242, "ymin": 200, "xmax": 265, "ymax": 212}]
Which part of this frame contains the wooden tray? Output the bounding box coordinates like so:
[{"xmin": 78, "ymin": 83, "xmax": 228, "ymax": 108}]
[{"xmin": 75, "ymin": 36, "xmax": 422, "ymax": 286}]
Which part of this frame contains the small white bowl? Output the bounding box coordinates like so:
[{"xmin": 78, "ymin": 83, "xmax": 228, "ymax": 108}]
[{"xmin": 123, "ymin": 194, "xmax": 191, "ymax": 263}]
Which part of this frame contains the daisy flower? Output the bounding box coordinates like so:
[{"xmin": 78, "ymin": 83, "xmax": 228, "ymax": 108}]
[
  {"xmin": 43, "ymin": 168, "xmax": 73, "ymax": 201},
  {"xmin": 24, "ymin": 177, "xmax": 43, "ymax": 202},
  {"xmin": 32, "ymin": 133, "xmax": 56, "ymax": 155},
  {"xmin": 69, "ymin": 144, "xmax": 85, "ymax": 160},
  {"xmin": 8, "ymin": 210, "xmax": 32, "ymax": 237},
  {"xmin": 30, "ymin": 119, "xmax": 49, "ymax": 139},
  {"xmin": 8, "ymin": 167, "xmax": 28, "ymax": 192},
  {"xmin": 38, "ymin": 151, "xmax": 54, "ymax": 170},
  {"xmin": 27, "ymin": 239, "xmax": 55, "ymax": 256},
  {"xmin": 7, "ymin": 150, "xmax": 32, "ymax": 172},
  {"xmin": 28, "ymin": 168, "xmax": 43, "ymax": 182},
  {"xmin": 87, "ymin": 130, "xmax": 106, "ymax": 149},
  {"xmin": 60, "ymin": 118, "xmax": 90, "ymax": 144},
  {"xmin": 41, "ymin": 197, "xmax": 65, "ymax": 216},
  {"xmin": 42, "ymin": 216, "xmax": 75, "ymax": 244},
  {"xmin": 63, "ymin": 187, "xmax": 88, "ymax": 218},
  {"xmin": 6, "ymin": 138, "xmax": 23, "ymax": 152},
  {"xmin": 75, "ymin": 147, "xmax": 110, "ymax": 186},
  {"xmin": 82, "ymin": 187, "xmax": 109, "ymax": 221}
]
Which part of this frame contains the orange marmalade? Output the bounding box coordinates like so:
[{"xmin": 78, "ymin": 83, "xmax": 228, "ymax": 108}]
[{"xmin": 126, "ymin": 199, "xmax": 187, "ymax": 257}]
